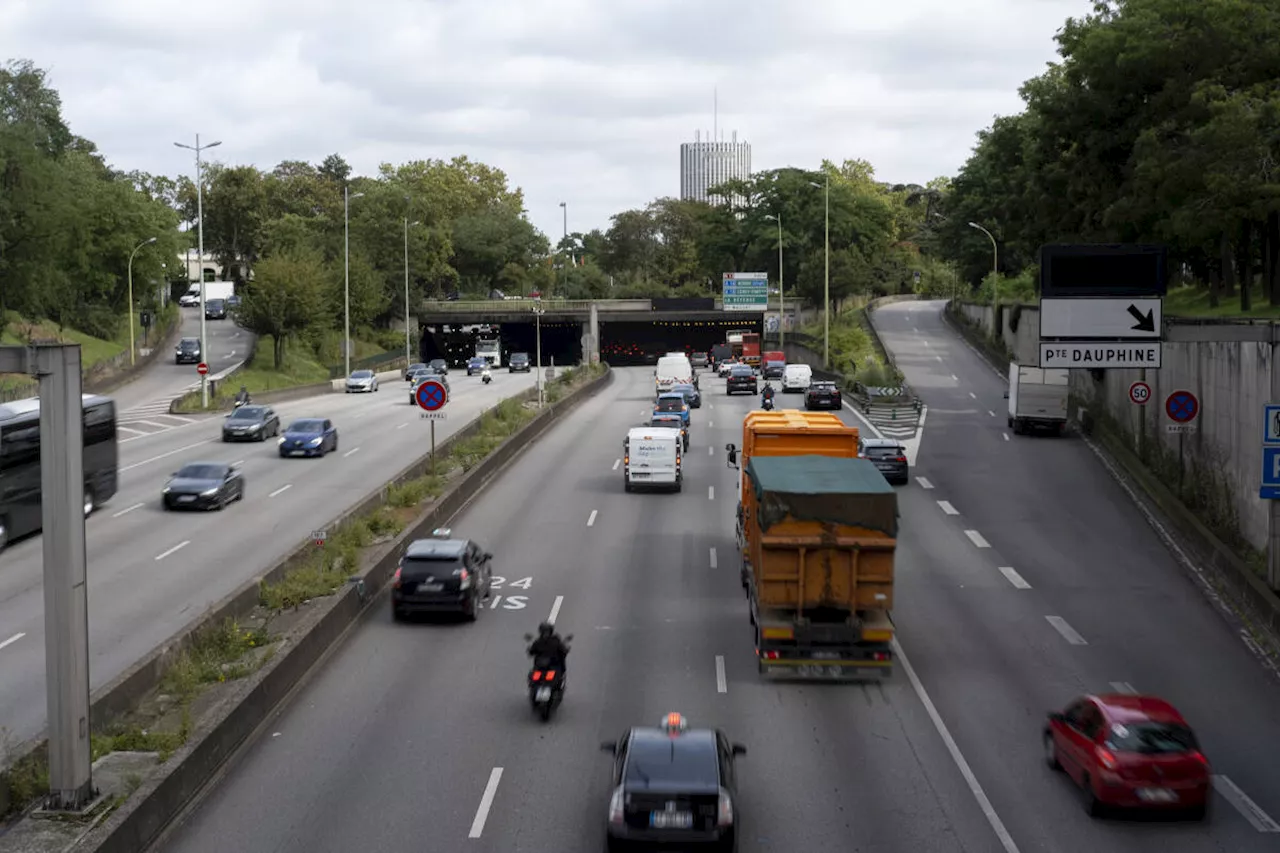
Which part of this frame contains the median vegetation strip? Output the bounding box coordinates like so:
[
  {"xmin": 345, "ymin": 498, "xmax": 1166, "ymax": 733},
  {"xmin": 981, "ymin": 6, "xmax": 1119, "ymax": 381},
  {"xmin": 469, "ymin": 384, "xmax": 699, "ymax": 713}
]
[{"xmin": 798, "ymin": 301, "xmax": 902, "ymax": 390}]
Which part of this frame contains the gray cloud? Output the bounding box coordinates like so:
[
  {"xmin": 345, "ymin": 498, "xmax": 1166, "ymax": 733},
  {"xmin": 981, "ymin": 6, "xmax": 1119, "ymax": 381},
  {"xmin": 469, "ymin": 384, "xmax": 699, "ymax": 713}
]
[{"xmin": 1, "ymin": 0, "xmax": 1092, "ymax": 239}]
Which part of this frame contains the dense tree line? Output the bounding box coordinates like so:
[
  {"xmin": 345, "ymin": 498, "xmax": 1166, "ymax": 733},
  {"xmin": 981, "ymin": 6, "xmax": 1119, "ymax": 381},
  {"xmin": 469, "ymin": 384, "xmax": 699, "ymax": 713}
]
[{"xmin": 935, "ymin": 0, "xmax": 1280, "ymax": 308}]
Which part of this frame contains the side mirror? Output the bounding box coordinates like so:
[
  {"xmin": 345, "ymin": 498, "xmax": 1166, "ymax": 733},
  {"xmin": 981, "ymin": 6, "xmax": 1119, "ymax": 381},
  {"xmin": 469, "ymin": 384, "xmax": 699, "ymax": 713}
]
[
  {"xmin": 731, "ymin": 743, "xmax": 747, "ymax": 756},
  {"xmin": 600, "ymin": 740, "xmax": 616, "ymax": 754}
]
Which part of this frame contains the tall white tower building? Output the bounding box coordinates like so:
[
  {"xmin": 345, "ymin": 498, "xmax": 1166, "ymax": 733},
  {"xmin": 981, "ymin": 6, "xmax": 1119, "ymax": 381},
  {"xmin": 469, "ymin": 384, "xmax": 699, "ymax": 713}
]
[{"xmin": 680, "ymin": 128, "xmax": 751, "ymax": 206}]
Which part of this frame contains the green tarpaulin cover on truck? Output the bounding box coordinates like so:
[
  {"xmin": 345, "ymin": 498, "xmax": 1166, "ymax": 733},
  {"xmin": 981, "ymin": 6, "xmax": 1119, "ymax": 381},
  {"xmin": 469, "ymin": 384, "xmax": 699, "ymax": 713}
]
[{"xmin": 746, "ymin": 454, "xmax": 898, "ymax": 537}]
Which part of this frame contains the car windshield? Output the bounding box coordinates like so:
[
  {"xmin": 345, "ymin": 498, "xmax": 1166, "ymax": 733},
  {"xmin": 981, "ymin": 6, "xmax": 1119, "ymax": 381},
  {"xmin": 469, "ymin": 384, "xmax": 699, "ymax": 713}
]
[
  {"xmin": 625, "ymin": 737, "xmax": 718, "ymax": 788},
  {"xmin": 810, "ymin": 383, "xmax": 836, "ymax": 391},
  {"xmin": 730, "ymin": 367, "xmax": 752, "ymax": 376},
  {"xmin": 228, "ymin": 407, "xmax": 264, "ymax": 420},
  {"xmin": 1105, "ymin": 722, "xmax": 1199, "ymax": 754},
  {"xmin": 351, "ymin": 371, "xmax": 373, "ymax": 379},
  {"xmin": 512, "ymin": 354, "xmax": 528, "ymax": 362},
  {"xmin": 864, "ymin": 445, "xmax": 903, "ymax": 458},
  {"xmin": 429, "ymin": 360, "xmax": 446, "ymax": 367},
  {"xmin": 655, "ymin": 398, "xmax": 684, "ymax": 412},
  {"xmin": 179, "ymin": 339, "xmax": 198, "ymax": 349},
  {"xmin": 175, "ymin": 464, "xmax": 225, "ymax": 480},
  {"xmin": 288, "ymin": 420, "xmax": 324, "ymax": 433}
]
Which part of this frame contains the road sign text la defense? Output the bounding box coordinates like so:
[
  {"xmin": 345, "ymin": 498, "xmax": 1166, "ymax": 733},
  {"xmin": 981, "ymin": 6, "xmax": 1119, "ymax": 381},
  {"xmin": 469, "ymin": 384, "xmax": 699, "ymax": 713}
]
[{"xmin": 722, "ymin": 272, "xmax": 768, "ymax": 312}]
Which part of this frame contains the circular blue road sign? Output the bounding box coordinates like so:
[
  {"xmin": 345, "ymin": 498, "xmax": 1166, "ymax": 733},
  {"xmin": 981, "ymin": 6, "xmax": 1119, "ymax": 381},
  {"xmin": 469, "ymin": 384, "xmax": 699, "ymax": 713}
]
[
  {"xmin": 415, "ymin": 379, "xmax": 448, "ymax": 412},
  {"xmin": 1165, "ymin": 390, "xmax": 1199, "ymax": 423}
]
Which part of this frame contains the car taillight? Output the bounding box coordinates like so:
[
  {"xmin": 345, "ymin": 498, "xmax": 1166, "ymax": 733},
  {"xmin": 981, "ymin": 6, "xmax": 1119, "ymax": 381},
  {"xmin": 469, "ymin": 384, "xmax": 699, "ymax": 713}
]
[
  {"xmin": 758, "ymin": 650, "xmax": 780, "ymax": 660},
  {"xmin": 870, "ymin": 651, "xmax": 890, "ymax": 661},
  {"xmin": 896, "ymin": 456, "xmax": 907, "ymax": 463},
  {"xmin": 1189, "ymin": 750, "xmax": 1210, "ymax": 766},
  {"xmin": 531, "ymin": 670, "xmax": 542, "ymax": 681},
  {"xmin": 545, "ymin": 670, "xmax": 556, "ymax": 680},
  {"xmin": 608, "ymin": 785, "xmax": 625, "ymax": 824},
  {"xmin": 717, "ymin": 787, "xmax": 734, "ymax": 826},
  {"xmin": 392, "ymin": 567, "xmax": 402, "ymax": 589},
  {"xmin": 1095, "ymin": 747, "xmax": 1119, "ymax": 770}
]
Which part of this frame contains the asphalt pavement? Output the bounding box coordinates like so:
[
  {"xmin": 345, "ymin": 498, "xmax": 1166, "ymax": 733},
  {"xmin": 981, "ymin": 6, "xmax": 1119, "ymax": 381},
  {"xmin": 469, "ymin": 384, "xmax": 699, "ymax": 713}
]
[
  {"xmin": 110, "ymin": 305, "xmax": 251, "ymax": 433},
  {"xmin": 0, "ymin": 368, "xmax": 536, "ymax": 744},
  {"xmin": 153, "ymin": 312, "xmax": 1280, "ymax": 853}
]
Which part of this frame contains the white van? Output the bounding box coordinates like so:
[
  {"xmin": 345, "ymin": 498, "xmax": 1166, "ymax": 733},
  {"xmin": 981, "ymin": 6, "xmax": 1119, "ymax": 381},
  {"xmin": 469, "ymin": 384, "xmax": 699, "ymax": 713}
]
[
  {"xmin": 781, "ymin": 363, "xmax": 812, "ymax": 392},
  {"xmin": 623, "ymin": 427, "xmax": 683, "ymax": 492},
  {"xmin": 655, "ymin": 355, "xmax": 693, "ymax": 394}
]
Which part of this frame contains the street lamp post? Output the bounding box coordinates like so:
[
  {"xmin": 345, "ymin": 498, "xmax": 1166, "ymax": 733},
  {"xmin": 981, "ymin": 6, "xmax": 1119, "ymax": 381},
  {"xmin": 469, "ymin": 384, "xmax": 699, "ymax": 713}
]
[
  {"xmin": 765, "ymin": 213, "xmax": 785, "ymax": 348},
  {"xmin": 809, "ymin": 178, "xmax": 830, "ymax": 367},
  {"xmin": 968, "ymin": 221, "xmax": 999, "ymax": 309},
  {"xmin": 404, "ymin": 217, "xmax": 420, "ymax": 367},
  {"xmin": 174, "ymin": 135, "xmax": 221, "ymax": 407},
  {"xmin": 533, "ymin": 304, "xmax": 545, "ymax": 409},
  {"xmin": 344, "ymin": 185, "xmax": 365, "ymax": 377},
  {"xmin": 127, "ymin": 237, "xmax": 157, "ymax": 366}
]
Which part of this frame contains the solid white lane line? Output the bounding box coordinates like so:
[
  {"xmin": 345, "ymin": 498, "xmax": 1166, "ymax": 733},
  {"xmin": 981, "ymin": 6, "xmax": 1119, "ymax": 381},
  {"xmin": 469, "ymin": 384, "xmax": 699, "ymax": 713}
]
[
  {"xmin": 969, "ymin": 392, "xmax": 977, "ymax": 399},
  {"xmin": 715, "ymin": 655, "xmax": 727, "ymax": 693},
  {"xmin": 343, "ymin": 447, "xmax": 360, "ymax": 458},
  {"xmin": 1045, "ymin": 616, "xmax": 1087, "ymax": 645},
  {"xmin": 937, "ymin": 500, "xmax": 959, "ymax": 516},
  {"xmin": 0, "ymin": 633, "xmax": 25, "ymax": 652},
  {"xmin": 964, "ymin": 530, "xmax": 990, "ymax": 548},
  {"xmin": 118, "ymin": 426, "xmax": 146, "ymax": 436},
  {"xmin": 269, "ymin": 484, "xmax": 292, "ymax": 498},
  {"xmin": 166, "ymin": 414, "xmax": 195, "ymax": 423},
  {"xmin": 112, "ymin": 502, "xmax": 145, "ymax": 518},
  {"xmin": 709, "ymin": 547, "xmax": 717, "ymax": 569},
  {"xmin": 998, "ymin": 567, "xmax": 1031, "ymax": 589},
  {"xmin": 135, "ymin": 420, "xmax": 172, "ymax": 429},
  {"xmin": 546, "ymin": 595, "xmax": 564, "ymax": 625},
  {"xmin": 1214, "ymin": 775, "xmax": 1280, "ymax": 832},
  {"xmin": 915, "ymin": 477, "xmax": 934, "ymax": 489},
  {"xmin": 612, "ymin": 458, "xmax": 620, "ymax": 471},
  {"xmin": 397, "ymin": 422, "xmax": 408, "ymax": 429},
  {"xmin": 1108, "ymin": 681, "xmax": 1136, "ymax": 694},
  {"xmin": 468, "ymin": 767, "xmax": 504, "ymax": 838},
  {"xmin": 894, "ymin": 638, "xmax": 1022, "ymax": 853},
  {"xmin": 121, "ymin": 439, "xmax": 216, "ymax": 472},
  {"xmin": 708, "ymin": 486, "xmax": 715, "ymax": 500},
  {"xmin": 155, "ymin": 540, "xmax": 190, "ymax": 561},
  {"xmin": 587, "ymin": 510, "xmax": 598, "ymax": 527},
  {"xmin": 1002, "ymin": 433, "xmax": 1010, "ymax": 441}
]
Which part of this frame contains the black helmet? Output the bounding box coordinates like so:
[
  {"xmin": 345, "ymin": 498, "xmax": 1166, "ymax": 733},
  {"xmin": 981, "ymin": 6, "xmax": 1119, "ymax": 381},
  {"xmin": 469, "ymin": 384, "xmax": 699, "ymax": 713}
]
[
  {"xmin": 537, "ymin": 621, "xmax": 554, "ymax": 638},
  {"xmin": 240, "ymin": 385, "xmax": 247, "ymax": 392}
]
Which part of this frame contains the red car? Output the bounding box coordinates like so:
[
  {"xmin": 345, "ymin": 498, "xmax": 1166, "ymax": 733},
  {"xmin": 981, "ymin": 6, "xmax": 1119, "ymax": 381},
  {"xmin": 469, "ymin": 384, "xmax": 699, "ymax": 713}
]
[{"xmin": 1044, "ymin": 694, "xmax": 1211, "ymax": 818}]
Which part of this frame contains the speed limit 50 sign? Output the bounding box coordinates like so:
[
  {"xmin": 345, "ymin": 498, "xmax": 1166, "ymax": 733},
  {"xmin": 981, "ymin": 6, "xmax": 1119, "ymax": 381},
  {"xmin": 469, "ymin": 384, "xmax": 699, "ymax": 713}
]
[{"xmin": 1129, "ymin": 381, "xmax": 1151, "ymax": 406}]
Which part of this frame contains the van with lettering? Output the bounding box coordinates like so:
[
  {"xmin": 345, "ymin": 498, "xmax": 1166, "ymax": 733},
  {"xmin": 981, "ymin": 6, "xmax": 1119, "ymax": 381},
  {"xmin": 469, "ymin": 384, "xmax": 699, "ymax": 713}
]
[{"xmin": 623, "ymin": 427, "xmax": 683, "ymax": 492}]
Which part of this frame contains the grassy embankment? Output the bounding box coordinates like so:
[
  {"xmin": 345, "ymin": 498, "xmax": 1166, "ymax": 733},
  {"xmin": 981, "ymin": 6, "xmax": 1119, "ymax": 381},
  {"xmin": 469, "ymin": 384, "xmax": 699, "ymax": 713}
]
[
  {"xmin": 1, "ymin": 363, "xmax": 606, "ymax": 817},
  {"xmin": 0, "ymin": 305, "xmax": 179, "ymax": 402},
  {"xmin": 797, "ymin": 299, "xmax": 902, "ymax": 389}
]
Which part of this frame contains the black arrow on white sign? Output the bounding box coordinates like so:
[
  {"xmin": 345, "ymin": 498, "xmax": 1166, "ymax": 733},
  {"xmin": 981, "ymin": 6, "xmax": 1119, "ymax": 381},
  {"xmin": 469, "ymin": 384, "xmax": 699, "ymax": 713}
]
[{"xmin": 1127, "ymin": 303, "xmax": 1156, "ymax": 332}]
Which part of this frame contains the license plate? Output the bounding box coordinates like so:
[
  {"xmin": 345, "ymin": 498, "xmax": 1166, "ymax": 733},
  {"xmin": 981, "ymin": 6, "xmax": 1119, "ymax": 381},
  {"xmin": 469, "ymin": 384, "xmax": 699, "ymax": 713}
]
[
  {"xmin": 650, "ymin": 811, "xmax": 692, "ymax": 829},
  {"xmin": 1136, "ymin": 788, "xmax": 1177, "ymax": 803},
  {"xmin": 631, "ymin": 472, "xmax": 650, "ymax": 478},
  {"xmin": 178, "ymin": 495, "xmax": 195, "ymax": 502},
  {"xmin": 535, "ymin": 686, "xmax": 552, "ymax": 701},
  {"xmin": 418, "ymin": 583, "xmax": 443, "ymax": 593}
]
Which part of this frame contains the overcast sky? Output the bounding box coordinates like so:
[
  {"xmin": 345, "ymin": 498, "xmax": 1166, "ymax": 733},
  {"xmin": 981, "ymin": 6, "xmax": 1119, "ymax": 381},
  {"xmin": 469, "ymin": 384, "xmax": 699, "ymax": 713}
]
[{"xmin": 2, "ymin": 0, "xmax": 1089, "ymax": 241}]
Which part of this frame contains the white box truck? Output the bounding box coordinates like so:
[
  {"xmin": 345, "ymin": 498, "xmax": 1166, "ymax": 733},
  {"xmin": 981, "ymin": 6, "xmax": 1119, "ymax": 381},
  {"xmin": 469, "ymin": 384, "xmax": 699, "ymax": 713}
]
[
  {"xmin": 1007, "ymin": 363, "xmax": 1069, "ymax": 435},
  {"xmin": 623, "ymin": 427, "xmax": 683, "ymax": 492}
]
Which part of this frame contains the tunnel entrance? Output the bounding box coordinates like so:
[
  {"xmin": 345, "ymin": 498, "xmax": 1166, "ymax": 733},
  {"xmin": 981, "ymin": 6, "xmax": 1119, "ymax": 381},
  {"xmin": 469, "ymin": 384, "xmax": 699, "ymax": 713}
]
[{"xmin": 600, "ymin": 318, "xmax": 763, "ymax": 366}]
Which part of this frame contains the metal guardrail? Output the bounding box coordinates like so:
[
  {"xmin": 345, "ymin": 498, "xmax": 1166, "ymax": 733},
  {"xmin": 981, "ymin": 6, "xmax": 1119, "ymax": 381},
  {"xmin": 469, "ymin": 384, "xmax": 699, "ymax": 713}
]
[{"xmin": 327, "ymin": 350, "xmax": 409, "ymax": 380}]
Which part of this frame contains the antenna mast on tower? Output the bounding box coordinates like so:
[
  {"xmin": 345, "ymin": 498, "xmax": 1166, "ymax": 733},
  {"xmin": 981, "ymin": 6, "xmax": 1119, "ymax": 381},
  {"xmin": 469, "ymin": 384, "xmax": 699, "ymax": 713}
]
[{"xmin": 714, "ymin": 87, "xmax": 718, "ymax": 142}]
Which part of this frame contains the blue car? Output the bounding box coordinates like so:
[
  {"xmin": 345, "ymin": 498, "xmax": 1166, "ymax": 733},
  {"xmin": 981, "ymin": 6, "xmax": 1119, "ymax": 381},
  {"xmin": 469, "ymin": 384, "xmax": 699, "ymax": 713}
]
[
  {"xmin": 466, "ymin": 357, "xmax": 488, "ymax": 376},
  {"xmin": 653, "ymin": 392, "xmax": 691, "ymax": 427},
  {"xmin": 278, "ymin": 418, "xmax": 339, "ymax": 458}
]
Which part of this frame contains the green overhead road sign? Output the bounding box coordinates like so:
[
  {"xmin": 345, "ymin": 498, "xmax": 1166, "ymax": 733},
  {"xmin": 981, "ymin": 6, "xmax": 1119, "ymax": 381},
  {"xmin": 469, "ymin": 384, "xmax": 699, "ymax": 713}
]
[{"xmin": 722, "ymin": 272, "xmax": 768, "ymax": 311}]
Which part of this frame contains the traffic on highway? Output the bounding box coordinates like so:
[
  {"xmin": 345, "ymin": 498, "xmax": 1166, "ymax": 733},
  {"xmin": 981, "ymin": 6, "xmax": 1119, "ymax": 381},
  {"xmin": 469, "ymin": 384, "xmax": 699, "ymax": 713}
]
[{"xmin": 144, "ymin": 302, "xmax": 1280, "ymax": 853}]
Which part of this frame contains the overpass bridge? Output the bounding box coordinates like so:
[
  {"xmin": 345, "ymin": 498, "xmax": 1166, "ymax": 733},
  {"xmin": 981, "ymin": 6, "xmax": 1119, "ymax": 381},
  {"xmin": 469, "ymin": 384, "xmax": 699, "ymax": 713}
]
[{"xmin": 414, "ymin": 297, "xmax": 787, "ymax": 324}]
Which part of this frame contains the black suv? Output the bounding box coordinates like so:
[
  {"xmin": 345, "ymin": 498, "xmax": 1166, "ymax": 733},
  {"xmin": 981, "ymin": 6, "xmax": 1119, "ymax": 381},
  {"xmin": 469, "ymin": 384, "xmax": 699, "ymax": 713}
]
[
  {"xmin": 205, "ymin": 298, "xmax": 227, "ymax": 320},
  {"xmin": 509, "ymin": 352, "xmax": 531, "ymax": 373},
  {"xmin": 804, "ymin": 380, "xmax": 842, "ymax": 410},
  {"xmin": 601, "ymin": 719, "xmax": 746, "ymax": 852},
  {"xmin": 725, "ymin": 365, "xmax": 757, "ymax": 396},
  {"xmin": 175, "ymin": 337, "xmax": 201, "ymax": 364},
  {"xmin": 860, "ymin": 437, "xmax": 909, "ymax": 485},
  {"xmin": 391, "ymin": 534, "xmax": 493, "ymax": 620}
]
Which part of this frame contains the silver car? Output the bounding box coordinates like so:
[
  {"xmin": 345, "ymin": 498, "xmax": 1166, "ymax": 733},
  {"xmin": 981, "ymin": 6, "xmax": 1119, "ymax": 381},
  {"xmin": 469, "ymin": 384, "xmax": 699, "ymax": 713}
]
[{"xmin": 345, "ymin": 369, "xmax": 378, "ymax": 393}]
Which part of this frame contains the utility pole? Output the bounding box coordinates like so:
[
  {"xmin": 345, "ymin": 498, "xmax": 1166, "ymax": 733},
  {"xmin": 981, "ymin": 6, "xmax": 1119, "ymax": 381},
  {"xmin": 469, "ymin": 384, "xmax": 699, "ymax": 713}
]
[
  {"xmin": 0, "ymin": 344, "xmax": 94, "ymax": 809},
  {"xmin": 127, "ymin": 237, "xmax": 157, "ymax": 366},
  {"xmin": 343, "ymin": 185, "xmax": 365, "ymax": 377},
  {"xmin": 403, "ymin": 213, "xmax": 419, "ymax": 367},
  {"xmin": 174, "ymin": 135, "xmax": 221, "ymax": 407},
  {"xmin": 766, "ymin": 213, "xmax": 785, "ymax": 348},
  {"xmin": 533, "ymin": 304, "xmax": 545, "ymax": 408}
]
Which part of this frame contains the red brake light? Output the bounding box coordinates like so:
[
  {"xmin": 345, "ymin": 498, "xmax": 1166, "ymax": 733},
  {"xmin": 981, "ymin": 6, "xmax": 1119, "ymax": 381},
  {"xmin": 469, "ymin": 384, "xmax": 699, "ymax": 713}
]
[
  {"xmin": 392, "ymin": 567, "xmax": 402, "ymax": 589},
  {"xmin": 1189, "ymin": 750, "xmax": 1209, "ymax": 766},
  {"xmin": 896, "ymin": 456, "xmax": 907, "ymax": 463},
  {"xmin": 758, "ymin": 650, "xmax": 780, "ymax": 660},
  {"xmin": 531, "ymin": 670, "xmax": 542, "ymax": 681},
  {"xmin": 458, "ymin": 568, "xmax": 469, "ymax": 582},
  {"xmin": 1095, "ymin": 747, "xmax": 1119, "ymax": 770},
  {"xmin": 546, "ymin": 670, "xmax": 556, "ymax": 680}
]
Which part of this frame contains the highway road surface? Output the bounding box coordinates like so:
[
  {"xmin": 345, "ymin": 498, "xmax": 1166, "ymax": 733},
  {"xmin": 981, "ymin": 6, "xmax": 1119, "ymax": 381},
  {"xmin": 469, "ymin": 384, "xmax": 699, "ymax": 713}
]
[
  {"xmin": 110, "ymin": 305, "xmax": 252, "ymax": 435},
  {"xmin": 0, "ymin": 368, "xmax": 536, "ymax": 744},
  {"xmin": 154, "ymin": 323, "xmax": 1280, "ymax": 853}
]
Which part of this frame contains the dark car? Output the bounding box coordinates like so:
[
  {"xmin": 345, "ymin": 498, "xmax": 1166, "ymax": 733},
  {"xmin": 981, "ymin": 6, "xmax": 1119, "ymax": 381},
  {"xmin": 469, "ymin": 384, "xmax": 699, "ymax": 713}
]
[
  {"xmin": 391, "ymin": 531, "xmax": 493, "ymax": 621},
  {"xmin": 860, "ymin": 437, "xmax": 908, "ymax": 485},
  {"xmin": 673, "ymin": 382, "xmax": 701, "ymax": 409},
  {"xmin": 405, "ymin": 362, "xmax": 427, "ymax": 381},
  {"xmin": 428, "ymin": 358, "xmax": 449, "ymax": 376},
  {"xmin": 804, "ymin": 380, "xmax": 842, "ymax": 410},
  {"xmin": 225, "ymin": 294, "xmax": 241, "ymax": 309},
  {"xmin": 410, "ymin": 372, "xmax": 449, "ymax": 405},
  {"xmin": 1045, "ymin": 694, "xmax": 1210, "ymax": 819},
  {"xmin": 509, "ymin": 352, "xmax": 531, "ymax": 373},
  {"xmin": 221, "ymin": 405, "xmax": 280, "ymax": 442},
  {"xmin": 205, "ymin": 298, "xmax": 227, "ymax": 320},
  {"xmin": 466, "ymin": 357, "xmax": 487, "ymax": 375},
  {"xmin": 761, "ymin": 359, "xmax": 785, "ymax": 380},
  {"xmin": 278, "ymin": 418, "xmax": 338, "ymax": 457},
  {"xmin": 651, "ymin": 414, "xmax": 689, "ymax": 451},
  {"xmin": 690, "ymin": 352, "xmax": 709, "ymax": 370},
  {"xmin": 162, "ymin": 462, "xmax": 243, "ymax": 511},
  {"xmin": 174, "ymin": 337, "xmax": 201, "ymax": 364},
  {"xmin": 601, "ymin": 715, "xmax": 746, "ymax": 853},
  {"xmin": 726, "ymin": 365, "xmax": 757, "ymax": 396}
]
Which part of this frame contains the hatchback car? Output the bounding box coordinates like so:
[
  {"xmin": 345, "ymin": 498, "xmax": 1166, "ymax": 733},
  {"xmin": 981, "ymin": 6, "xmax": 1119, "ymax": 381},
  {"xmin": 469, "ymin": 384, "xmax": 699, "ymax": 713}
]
[
  {"xmin": 278, "ymin": 418, "xmax": 338, "ymax": 457},
  {"xmin": 654, "ymin": 393, "xmax": 691, "ymax": 427},
  {"xmin": 726, "ymin": 365, "xmax": 757, "ymax": 395},
  {"xmin": 221, "ymin": 405, "xmax": 280, "ymax": 442},
  {"xmin": 804, "ymin": 380, "xmax": 843, "ymax": 410},
  {"xmin": 345, "ymin": 369, "xmax": 378, "ymax": 393},
  {"xmin": 601, "ymin": 714, "xmax": 746, "ymax": 853},
  {"xmin": 391, "ymin": 532, "xmax": 494, "ymax": 621},
  {"xmin": 672, "ymin": 382, "xmax": 701, "ymax": 409},
  {"xmin": 162, "ymin": 462, "xmax": 244, "ymax": 511},
  {"xmin": 761, "ymin": 359, "xmax": 785, "ymax": 380},
  {"xmin": 717, "ymin": 359, "xmax": 736, "ymax": 377},
  {"xmin": 174, "ymin": 337, "xmax": 201, "ymax": 364},
  {"xmin": 466, "ymin": 356, "xmax": 487, "ymax": 375},
  {"xmin": 509, "ymin": 352, "xmax": 531, "ymax": 373},
  {"xmin": 428, "ymin": 358, "xmax": 449, "ymax": 376},
  {"xmin": 859, "ymin": 437, "xmax": 908, "ymax": 485},
  {"xmin": 1045, "ymin": 694, "xmax": 1210, "ymax": 819},
  {"xmin": 204, "ymin": 298, "xmax": 227, "ymax": 320},
  {"xmin": 405, "ymin": 362, "xmax": 427, "ymax": 381}
]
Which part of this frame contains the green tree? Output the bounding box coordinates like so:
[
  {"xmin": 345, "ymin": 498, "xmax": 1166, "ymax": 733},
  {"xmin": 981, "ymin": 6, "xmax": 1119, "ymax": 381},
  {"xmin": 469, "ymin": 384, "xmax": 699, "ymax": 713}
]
[{"xmin": 236, "ymin": 251, "xmax": 326, "ymax": 368}]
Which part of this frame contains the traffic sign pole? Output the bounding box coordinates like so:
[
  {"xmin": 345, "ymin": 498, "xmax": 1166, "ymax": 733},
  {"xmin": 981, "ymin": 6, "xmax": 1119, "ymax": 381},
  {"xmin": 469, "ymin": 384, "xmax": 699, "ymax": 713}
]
[
  {"xmin": 1128, "ymin": 381, "xmax": 1151, "ymax": 405},
  {"xmin": 196, "ymin": 362, "xmax": 208, "ymax": 376},
  {"xmin": 414, "ymin": 379, "xmax": 449, "ymax": 474},
  {"xmin": 1164, "ymin": 390, "xmax": 1199, "ymax": 496}
]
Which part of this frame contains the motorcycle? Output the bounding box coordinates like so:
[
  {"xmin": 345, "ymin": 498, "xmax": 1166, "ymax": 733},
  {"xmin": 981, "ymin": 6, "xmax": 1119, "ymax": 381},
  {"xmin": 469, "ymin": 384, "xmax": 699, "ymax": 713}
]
[
  {"xmin": 481, "ymin": 369, "xmax": 492, "ymax": 385},
  {"xmin": 761, "ymin": 395, "xmax": 774, "ymax": 411},
  {"xmin": 524, "ymin": 633, "xmax": 572, "ymax": 721},
  {"xmin": 233, "ymin": 398, "xmax": 249, "ymax": 409}
]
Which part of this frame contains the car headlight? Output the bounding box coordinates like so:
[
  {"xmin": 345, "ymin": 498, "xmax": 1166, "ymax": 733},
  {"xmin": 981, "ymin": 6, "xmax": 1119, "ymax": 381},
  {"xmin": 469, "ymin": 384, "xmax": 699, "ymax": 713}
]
[
  {"xmin": 162, "ymin": 486, "xmax": 171, "ymax": 494},
  {"xmin": 307, "ymin": 437, "xmax": 322, "ymax": 446},
  {"xmin": 200, "ymin": 487, "xmax": 219, "ymax": 496},
  {"xmin": 248, "ymin": 423, "xmax": 260, "ymax": 431}
]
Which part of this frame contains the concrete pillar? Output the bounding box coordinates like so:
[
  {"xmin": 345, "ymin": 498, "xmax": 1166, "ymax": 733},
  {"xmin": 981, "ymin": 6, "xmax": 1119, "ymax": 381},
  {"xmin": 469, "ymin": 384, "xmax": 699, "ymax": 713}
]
[{"xmin": 588, "ymin": 302, "xmax": 601, "ymax": 365}]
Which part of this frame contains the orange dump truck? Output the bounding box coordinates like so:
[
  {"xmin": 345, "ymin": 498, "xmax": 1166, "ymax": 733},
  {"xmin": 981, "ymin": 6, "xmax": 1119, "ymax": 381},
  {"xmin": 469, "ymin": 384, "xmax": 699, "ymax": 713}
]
[{"xmin": 726, "ymin": 410, "xmax": 896, "ymax": 680}]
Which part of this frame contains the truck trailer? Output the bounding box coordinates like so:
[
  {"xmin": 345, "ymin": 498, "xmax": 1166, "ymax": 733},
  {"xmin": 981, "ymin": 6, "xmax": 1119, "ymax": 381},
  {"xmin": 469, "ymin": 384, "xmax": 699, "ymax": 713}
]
[{"xmin": 1007, "ymin": 363, "xmax": 1069, "ymax": 435}]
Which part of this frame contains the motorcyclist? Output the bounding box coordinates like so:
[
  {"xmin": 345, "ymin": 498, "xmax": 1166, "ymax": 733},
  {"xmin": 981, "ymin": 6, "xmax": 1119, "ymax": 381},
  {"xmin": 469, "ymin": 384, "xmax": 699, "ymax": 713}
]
[
  {"xmin": 761, "ymin": 382, "xmax": 775, "ymax": 408},
  {"xmin": 481, "ymin": 365, "xmax": 492, "ymax": 383},
  {"xmin": 527, "ymin": 621, "xmax": 569, "ymax": 674},
  {"xmin": 234, "ymin": 385, "xmax": 251, "ymax": 407}
]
